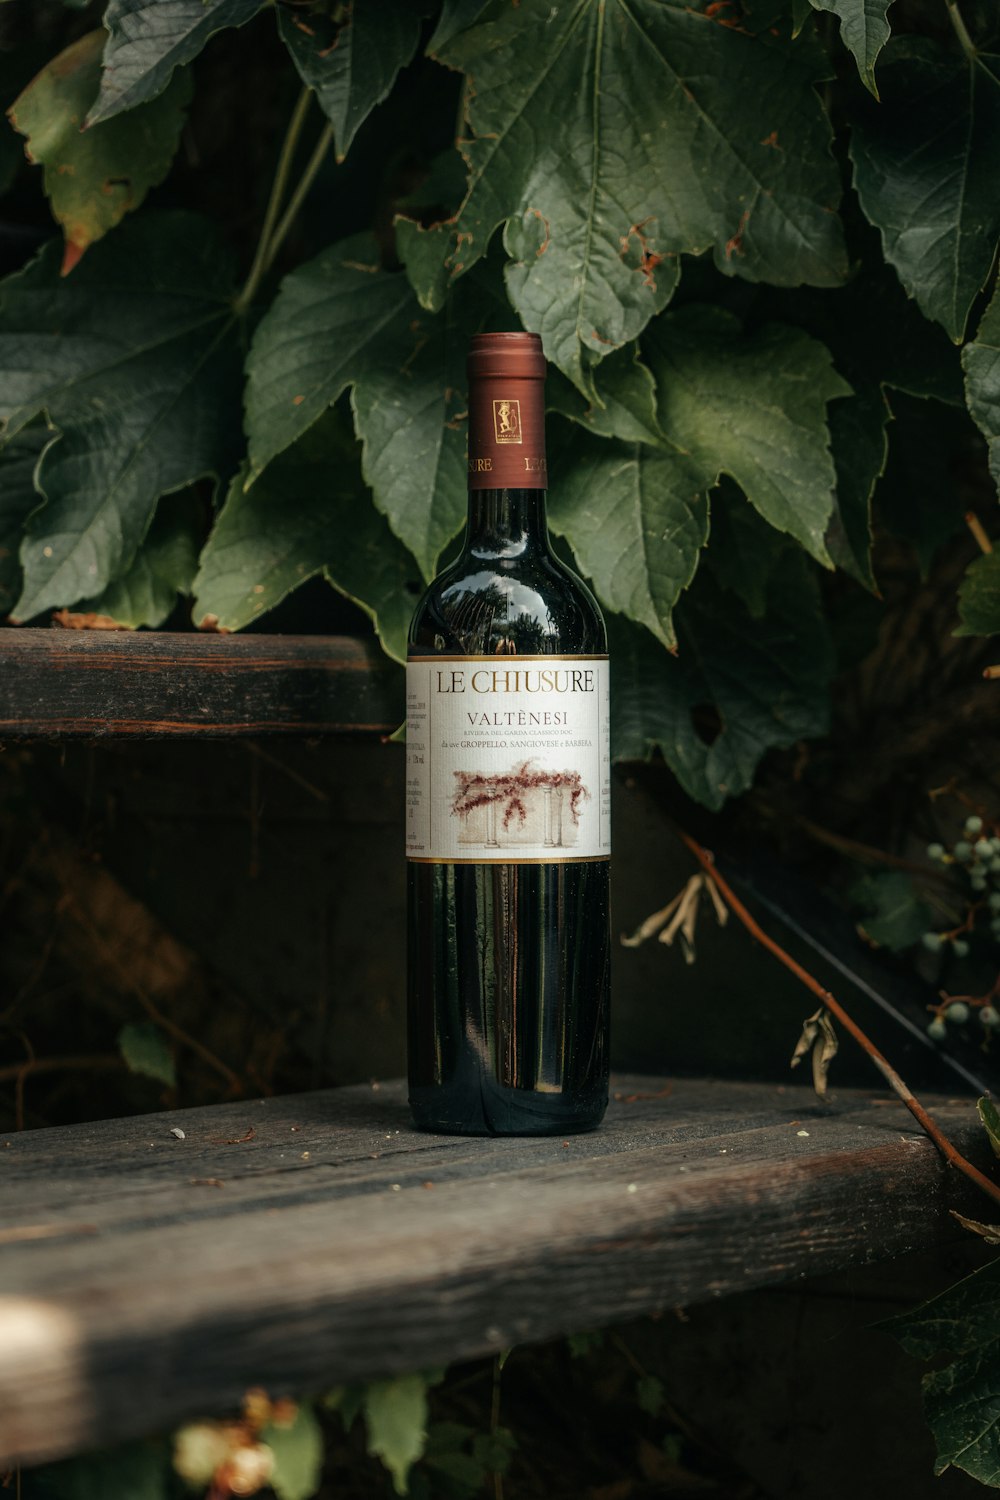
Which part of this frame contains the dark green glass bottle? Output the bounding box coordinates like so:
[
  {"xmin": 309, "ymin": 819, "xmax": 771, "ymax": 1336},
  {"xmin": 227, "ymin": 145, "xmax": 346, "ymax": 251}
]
[{"xmin": 405, "ymin": 332, "xmax": 610, "ymax": 1135}]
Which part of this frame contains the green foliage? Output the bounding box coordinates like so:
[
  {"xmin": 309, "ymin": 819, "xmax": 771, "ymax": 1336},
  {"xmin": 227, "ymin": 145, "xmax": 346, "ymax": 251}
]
[
  {"xmin": 118, "ymin": 1021, "xmax": 176, "ymax": 1087},
  {"xmin": 956, "ymin": 551, "xmax": 1000, "ymax": 637},
  {"xmin": 361, "ymin": 1373, "xmax": 437, "ymax": 1496},
  {"xmin": 808, "ymin": 0, "xmax": 892, "ymax": 95},
  {"xmin": 0, "ymin": 212, "xmax": 241, "ymax": 621},
  {"xmin": 849, "ymin": 870, "xmax": 931, "ymax": 951},
  {"xmin": 277, "ymin": 1, "xmax": 434, "ymax": 163},
  {"xmin": 980, "ymin": 1097, "xmax": 1000, "ymax": 1158},
  {"xmin": 885, "ymin": 1260, "xmax": 1000, "ymax": 1486},
  {"xmin": 423, "ymin": 0, "xmax": 846, "ymax": 396},
  {"xmin": 9, "ymin": 31, "xmax": 190, "ymax": 271},
  {"xmin": 260, "ymin": 1405, "xmax": 324, "ymax": 1500},
  {"xmin": 0, "ymin": 0, "xmax": 998, "ymax": 822}
]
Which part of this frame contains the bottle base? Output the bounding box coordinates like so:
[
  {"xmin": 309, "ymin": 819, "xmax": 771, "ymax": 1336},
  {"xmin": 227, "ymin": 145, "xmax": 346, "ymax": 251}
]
[{"xmin": 408, "ymin": 1082, "xmax": 608, "ymax": 1137}]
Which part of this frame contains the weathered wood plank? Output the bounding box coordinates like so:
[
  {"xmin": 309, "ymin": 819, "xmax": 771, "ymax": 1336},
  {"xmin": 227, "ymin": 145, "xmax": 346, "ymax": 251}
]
[
  {"xmin": 0, "ymin": 630, "xmax": 403, "ymax": 736},
  {"xmin": 0, "ymin": 1076, "xmax": 987, "ymax": 1467}
]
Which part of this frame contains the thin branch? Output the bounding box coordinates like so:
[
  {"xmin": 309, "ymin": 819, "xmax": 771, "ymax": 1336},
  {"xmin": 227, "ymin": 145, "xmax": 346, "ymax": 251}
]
[
  {"xmin": 262, "ymin": 120, "xmax": 336, "ymax": 277},
  {"xmin": 793, "ymin": 814, "xmax": 955, "ymax": 886},
  {"xmin": 0, "ymin": 1053, "xmax": 123, "ymax": 1085},
  {"xmin": 235, "ymin": 85, "xmax": 313, "ymax": 315},
  {"xmin": 945, "ymin": 0, "xmax": 978, "ymax": 61},
  {"xmin": 966, "ymin": 510, "xmax": 994, "ymax": 555},
  {"xmin": 677, "ymin": 829, "xmax": 1000, "ymax": 1210}
]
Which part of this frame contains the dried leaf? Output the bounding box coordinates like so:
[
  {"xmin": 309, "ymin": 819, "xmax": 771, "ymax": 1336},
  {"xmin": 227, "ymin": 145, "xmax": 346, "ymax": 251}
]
[
  {"xmin": 950, "ymin": 1210, "xmax": 1000, "ymax": 1246},
  {"xmin": 790, "ymin": 1007, "xmax": 838, "ymax": 1098}
]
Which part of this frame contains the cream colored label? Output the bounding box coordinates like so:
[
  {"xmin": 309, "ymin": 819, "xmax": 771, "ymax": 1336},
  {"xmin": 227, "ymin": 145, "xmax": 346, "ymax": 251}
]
[{"xmin": 405, "ymin": 655, "xmax": 611, "ymax": 863}]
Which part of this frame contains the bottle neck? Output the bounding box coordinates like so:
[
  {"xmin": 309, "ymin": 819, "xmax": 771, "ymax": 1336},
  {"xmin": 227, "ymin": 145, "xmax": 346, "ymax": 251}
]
[{"xmin": 464, "ymin": 487, "xmax": 550, "ymax": 559}]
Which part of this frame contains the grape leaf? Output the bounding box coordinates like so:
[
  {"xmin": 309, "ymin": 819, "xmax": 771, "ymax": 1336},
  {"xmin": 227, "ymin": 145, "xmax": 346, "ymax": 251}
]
[
  {"xmin": 194, "ymin": 412, "xmax": 417, "ymax": 661},
  {"xmin": 244, "ymin": 236, "xmax": 516, "ymax": 579},
  {"xmin": 427, "ymin": 0, "xmax": 493, "ymax": 52},
  {"xmin": 89, "ymin": 0, "xmax": 267, "ymax": 124},
  {"xmin": 363, "ymin": 1375, "xmax": 433, "ymax": 1497},
  {"xmin": 955, "ymin": 552, "xmax": 1000, "ymax": 637},
  {"xmin": 9, "ymin": 31, "xmax": 191, "ymax": 273},
  {"xmin": 807, "ymin": 0, "xmax": 891, "ymax": 96},
  {"xmin": 0, "ymin": 425, "xmax": 47, "ymax": 616},
  {"xmin": 118, "ymin": 1021, "xmax": 175, "ymax": 1087},
  {"xmin": 419, "ymin": 0, "xmax": 846, "ymax": 395},
  {"xmin": 548, "ymin": 423, "xmax": 708, "ymax": 651},
  {"xmin": 645, "ymin": 305, "xmax": 850, "ymax": 565},
  {"xmin": 825, "ymin": 383, "xmax": 891, "ymax": 592},
  {"xmin": 278, "ymin": 0, "xmax": 433, "ymax": 162},
  {"xmin": 979, "ymin": 1096, "xmax": 1000, "ymax": 1157},
  {"xmin": 610, "ymin": 559, "xmax": 832, "ymax": 809},
  {"xmin": 706, "ymin": 481, "xmax": 794, "ymax": 619},
  {"xmin": 0, "ymin": 212, "xmax": 242, "ymax": 621},
  {"xmin": 884, "ymin": 1259, "xmax": 1000, "ymax": 1486},
  {"xmin": 260, "ymin": 1405, "xmax": 324, "ymax": 1500},
  {"xmin": 76, "ymin": 489, "xmax": 201, "ymax": 628},
  {"xmin": 850, "ymin": 38, "xmax": 1000, "ymax": 342},
  {"xmin": 849, "ymin": 870, "xmax": 930, "ymax": 950},
  {"xmin": 547, "ymin": 343, "xmax": 665, "ymax": 447},
  {"xmin": 963, "ymin": 279, "xmax": 1000, "ymax": 493}
]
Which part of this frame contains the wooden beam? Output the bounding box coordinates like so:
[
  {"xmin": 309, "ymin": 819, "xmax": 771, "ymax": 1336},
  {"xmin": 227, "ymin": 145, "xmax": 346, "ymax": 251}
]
[
  {"xmin": 0, "ymin": 630, "xmax": 403, "ymax": 737},
  {"xmin": 0, "ymin": 1075, "xmax": 988, "ymax": 1467}
]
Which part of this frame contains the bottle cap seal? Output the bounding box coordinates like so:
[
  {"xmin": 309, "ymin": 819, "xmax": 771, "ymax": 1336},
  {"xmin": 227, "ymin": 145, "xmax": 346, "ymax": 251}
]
[{"xmin": 467, "ymin": 332, "xmax": 547, "ymax": 489}]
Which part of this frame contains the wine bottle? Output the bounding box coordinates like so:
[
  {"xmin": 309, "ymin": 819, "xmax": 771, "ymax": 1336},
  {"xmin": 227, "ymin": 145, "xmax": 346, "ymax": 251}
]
[{"xmin": 405, "ymin": 331, "xmax": 611, "ymax": 1136}]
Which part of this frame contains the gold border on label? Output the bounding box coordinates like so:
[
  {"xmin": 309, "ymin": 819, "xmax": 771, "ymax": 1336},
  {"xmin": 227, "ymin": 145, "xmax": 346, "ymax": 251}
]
[
  {"xmin": 492, "ymin": 398, "xmax": 523, "ymax": 444},
  {"xmin": 407, "ymin": 854, "xmax": 611, "ymax": 866},
  {"xmin": 408, "ymin": 653, "xmax": 609, "ymax": 662}
]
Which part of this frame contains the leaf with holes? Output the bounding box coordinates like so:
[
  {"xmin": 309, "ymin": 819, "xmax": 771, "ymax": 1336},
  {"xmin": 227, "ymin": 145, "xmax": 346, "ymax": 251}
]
[
  {"xmin": 76, "ymin": 489, "xmax": 201, "ymax": 628},
  {"xmin": 420, "ymin": 0, "xmax": 846, "ymax": 395},
  {"xmin": 0, "ymin": 425, "xmax": 47, "ymax": 616},
  {"xmin": 646, "ymin": 305, "xmax": 850, "ymax": 565},
  {"xmin": 807, "ymin": 0, "xmax": 892, "ymax": 95},
  {"xmin": 547, "ymin": 421, "xmax": 708, "ymax": 650},
  {"xmin": 194, "ymin": 412, "xmax": 417, "ymax": 660},
  {"xmin": 9, "ymin": 31, "xmax": 191, "ymax": 273},
  {"xmin": 884, "ymin": 1259, "xmax": 1000, "ymax": 1486},
  {"xmin": 89, "ymin": 0, "xmax": 268, "ymax": 124},
  {"xmin": 610, "ymin": 557, "xmax": 832, "ymax": 809},
  {"xmin": 0, "ymin": 212, "xmax": 242, "ymax": 621},
  {"xmin": 964, "ymin": 279, "xmax": 1000, "ymax": 493},
  {"xmin": 244, "ymin": 236, "xmax": 517, "ymax": 579},
  {"xmin": 278, "ymin": 0, "xmax": 433, "ymax": 162},
  {"xmin": 851, "ymin": 38, "xmax": 1000, "ymax": 342},
  {"xmin": 955, "ymin": 552, "xmax": 1000, "ymax": 637}
]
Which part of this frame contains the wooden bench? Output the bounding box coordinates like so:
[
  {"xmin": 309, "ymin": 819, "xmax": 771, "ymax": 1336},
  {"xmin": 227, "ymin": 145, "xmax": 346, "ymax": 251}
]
[
  {"xmin": 0, "ymin": 631, "xmax": 991, "ymax": 1472},
  {"xmin": 0, "ymin": 630, "xmax": 403, "ymax": 737},
  {"xmin": 0, "ymin": 1076, "xmax": 987, "ymax": 1468}
]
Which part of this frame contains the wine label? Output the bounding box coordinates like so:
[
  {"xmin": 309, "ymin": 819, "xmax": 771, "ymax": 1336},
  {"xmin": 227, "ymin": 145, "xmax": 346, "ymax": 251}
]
[{"xmin": 405, "ymin": 654, "xmax": 611, "ymax": 864}]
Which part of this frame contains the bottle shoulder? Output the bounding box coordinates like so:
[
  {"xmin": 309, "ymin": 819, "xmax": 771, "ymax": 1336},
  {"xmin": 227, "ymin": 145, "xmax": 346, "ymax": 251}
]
[{"xmin": 408, "ymin": 548, "xmax": 606, "ymax": 656}]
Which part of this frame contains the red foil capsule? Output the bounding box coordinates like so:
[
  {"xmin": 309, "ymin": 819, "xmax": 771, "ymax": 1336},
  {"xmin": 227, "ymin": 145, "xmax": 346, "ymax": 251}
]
[{"xmin": 466, "ymin": 331, "xmax": 547, "ymax": 491}]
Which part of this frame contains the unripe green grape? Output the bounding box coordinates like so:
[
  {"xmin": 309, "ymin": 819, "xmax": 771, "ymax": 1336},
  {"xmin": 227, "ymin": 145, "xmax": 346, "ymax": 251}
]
[
  {"xmin": 927, "ymin": 1017, "xmax": 948, "ymax": 1041},
  {"xmin": 975, "ymin": 838, "xmax": 993, "ymax": 859},
  {"xmin": 952, "ymin": 940, "xmax": 970, "ymax": 959},
  {"xmin": 991, "ymin": 837, "xmax": 1000, "ymax": 854},
  {"xmin": 966, "ymin": 815, "xmax": 984, "ymax": 835},
  {"xmin": 981, "ymin": 1006, "xmax": 1000, "ymax": 1028},
  {"xmin": 947, "ymin": 1000, "xmax": 970, "ymax": 1022},
  {"xmin": 922, "ymin": 932, "xmax": 943, "ymax": 952},
  {"xmin": 990, "ymin": 858, "xmax": 1000, "ymax": 874},
  {"xmin": 926, "ymin": 842, "xmax": 945, "ymax": 861},
  {"xmin": 971, "ymin": 876, "xmax": 987, "ymax": 892},
  {"xmin": 954, "ymin": 841, "xmax": 973, "ymax": 862}
]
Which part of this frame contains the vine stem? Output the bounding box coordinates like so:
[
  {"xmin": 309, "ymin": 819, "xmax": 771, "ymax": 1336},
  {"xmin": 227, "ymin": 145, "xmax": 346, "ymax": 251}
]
[
  {"xmin": 676, "ymin": 829, "xmax": 1000, "ymax": 1210},
  {"xmin": 262, "ymin": 120, "xmax": 336, "ymax": 277},
  {"xmin": 235, "ymin": 85, "xmax": 313, "ymax": 316},
  {"xmin": 945, "ymin": 0, "xmax": 977, "ymax": 60}
]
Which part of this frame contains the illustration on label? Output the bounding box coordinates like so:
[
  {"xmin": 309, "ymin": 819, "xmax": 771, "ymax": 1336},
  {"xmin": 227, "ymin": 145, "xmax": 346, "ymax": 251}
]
[
  {"xmin": 492, "ymin": 398, "xmax": 522, "ymax": 444},
  {"xmin": 406, "ymin": 656, "xmax": 611, "ymax": 864}
]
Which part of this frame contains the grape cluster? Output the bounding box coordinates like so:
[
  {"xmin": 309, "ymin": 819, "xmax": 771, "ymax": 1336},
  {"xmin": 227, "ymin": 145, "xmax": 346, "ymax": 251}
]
[{"xmin": 923, "ymin": 814, "xmax": 1000, "ymax": 1041}]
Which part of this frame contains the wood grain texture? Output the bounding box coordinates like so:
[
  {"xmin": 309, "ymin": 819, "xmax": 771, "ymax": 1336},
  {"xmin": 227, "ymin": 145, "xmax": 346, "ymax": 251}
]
[
  {"xmin": 0, "ymin": 631, "xmax": 403, "ymax": 736},
  {"xmin": 0, "ymin": 1076, "xmax": 989, "ymax": 1467}
]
